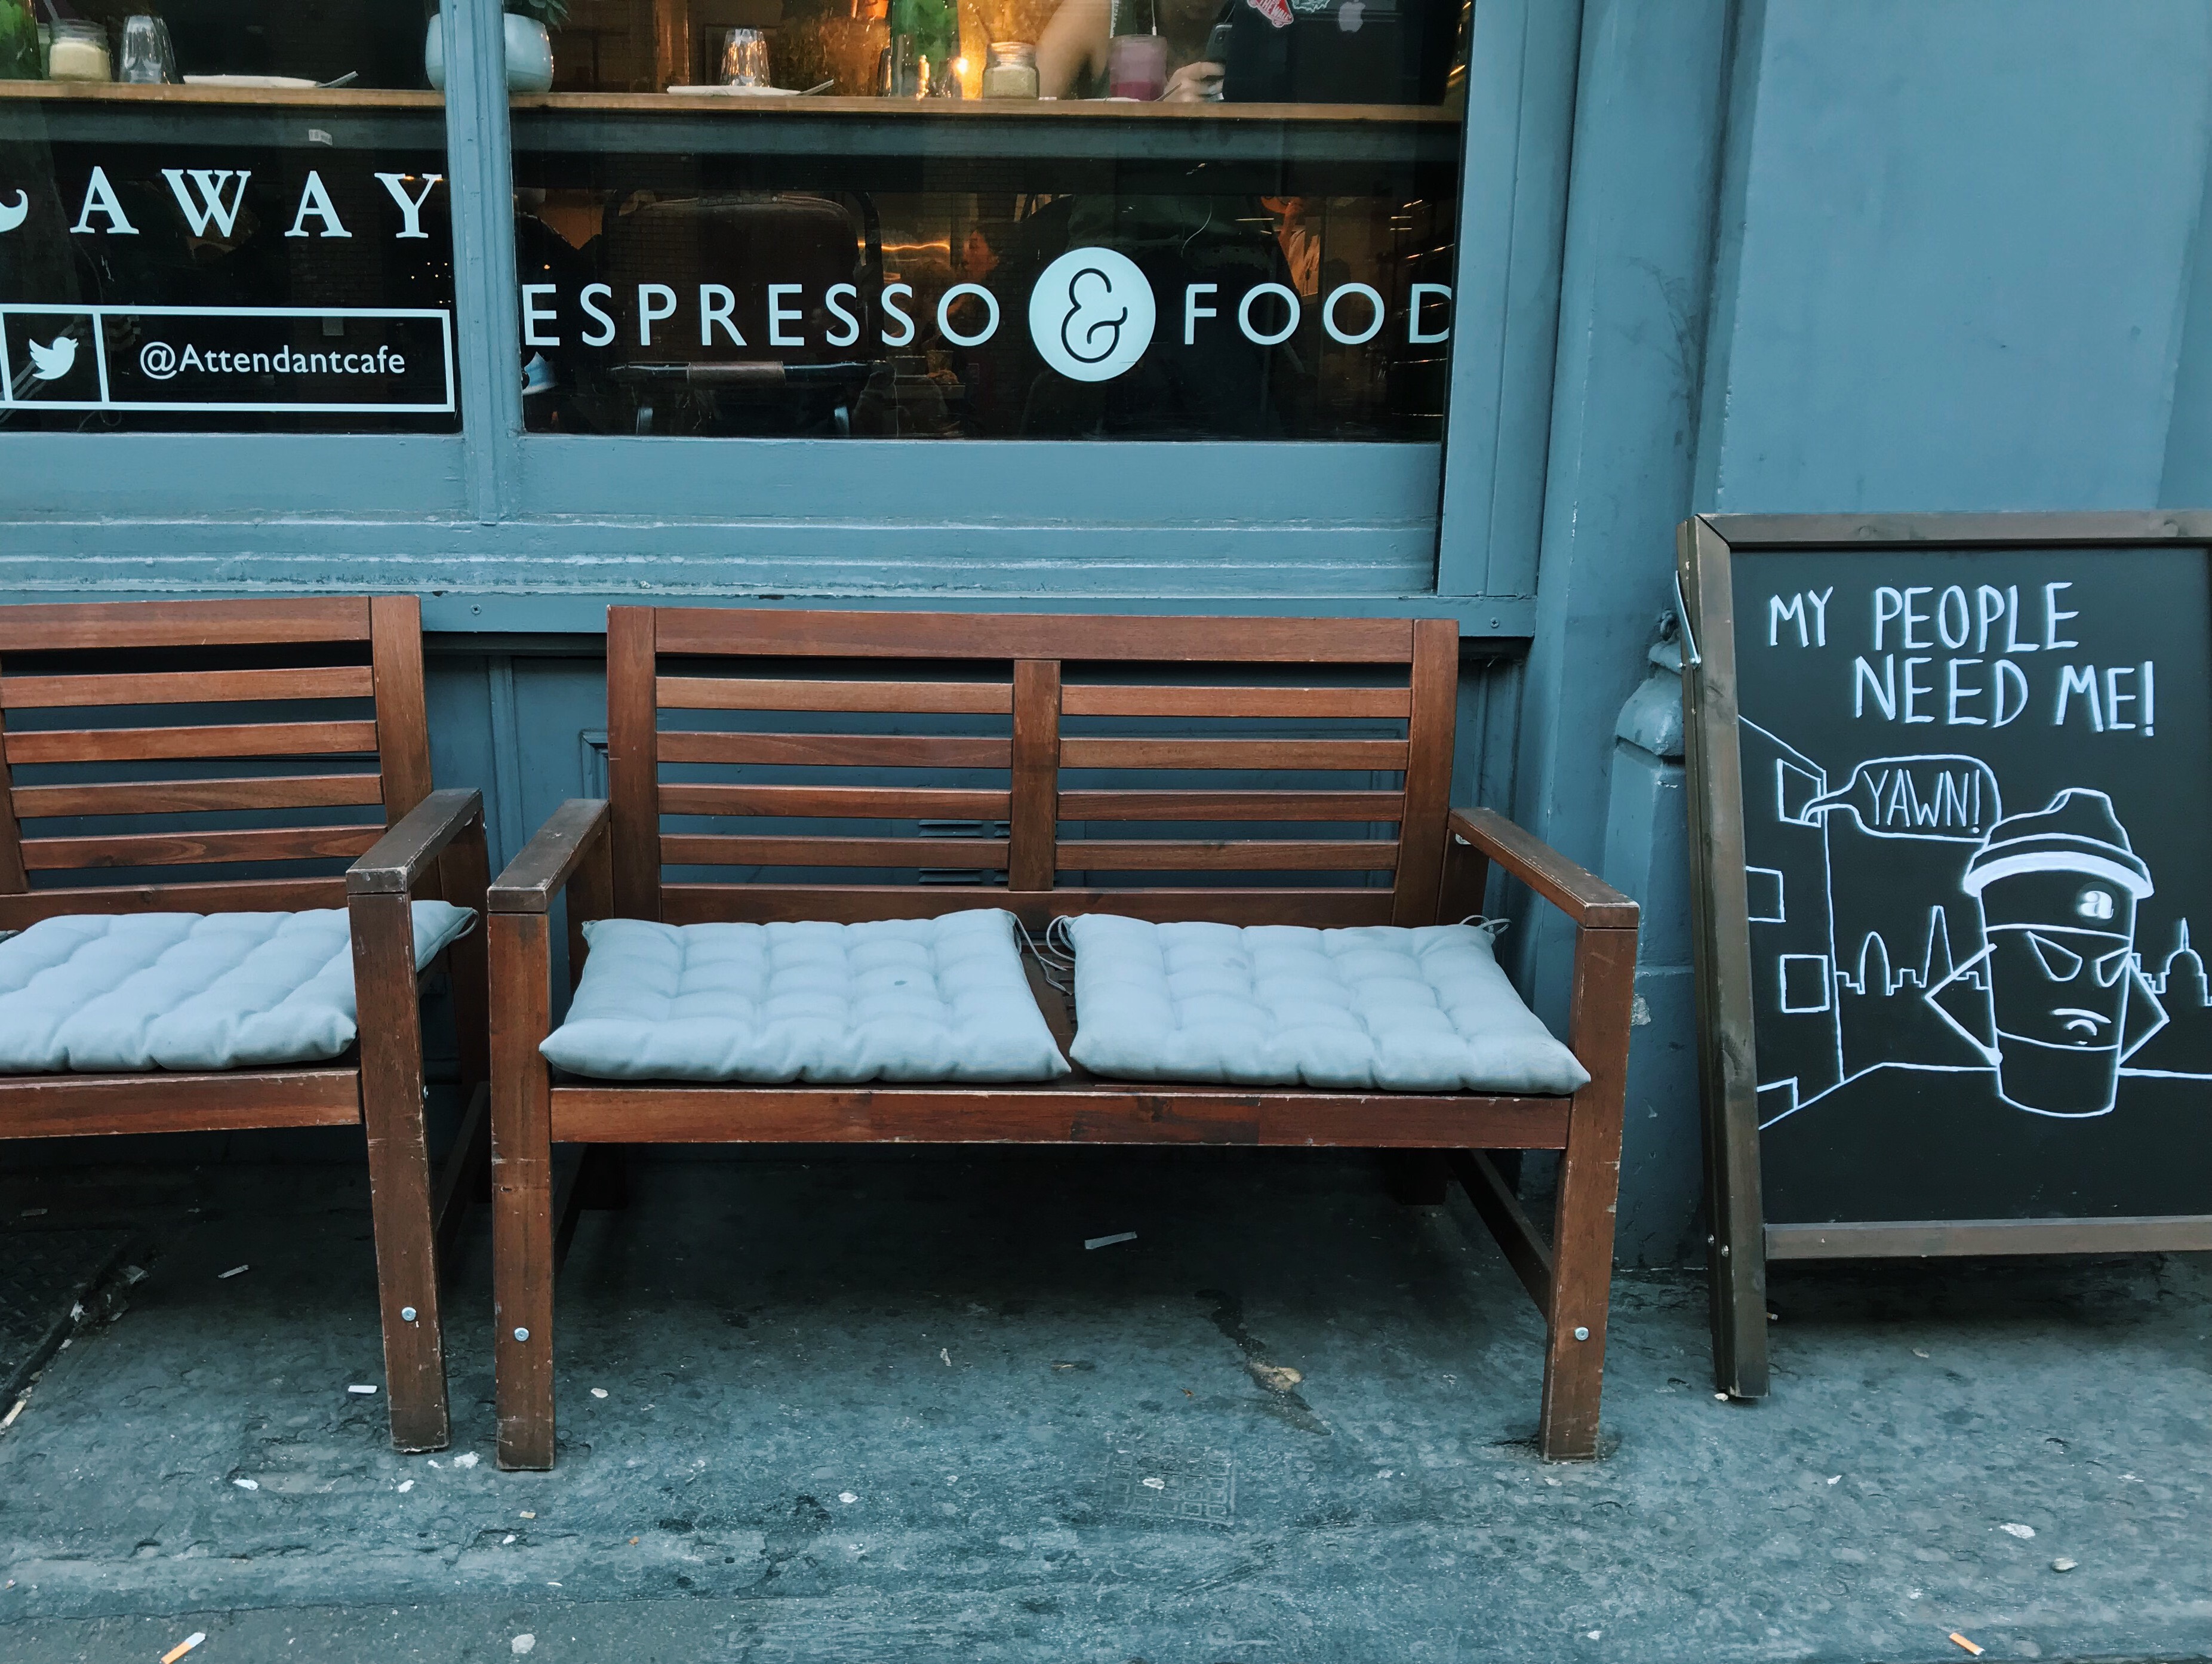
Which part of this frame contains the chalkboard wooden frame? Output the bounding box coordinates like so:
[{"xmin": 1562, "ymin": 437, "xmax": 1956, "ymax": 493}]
[{"xmin": 1679, "ymin": 510, "xmax": 2212, "ymax": 1399}]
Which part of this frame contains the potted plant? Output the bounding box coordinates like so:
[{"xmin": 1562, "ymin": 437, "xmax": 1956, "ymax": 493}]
[{"xmin": 426, "ymin": 0, "xmax": 566, "ymax": 93}]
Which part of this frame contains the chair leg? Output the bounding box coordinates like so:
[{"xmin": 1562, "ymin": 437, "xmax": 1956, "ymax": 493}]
[
  {"xmin": 1536, "ymin": 925, "xmax": 1636, "ymax": 1460},
  {"xmin": 1537, "ymin": 1145, "xmax": 1617, "ymax": 1461},
  {"xmin": 492, "ymin": 911, "xmax": 558, "ymax": 1471},
  {"xmin": 352, "ymin": 892, "xmax": 451, "ymax": 1453}
]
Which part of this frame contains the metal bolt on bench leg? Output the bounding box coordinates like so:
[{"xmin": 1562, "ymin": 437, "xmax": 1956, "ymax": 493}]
[
  {"xmin": 513, "ymin": 1328, "xmax": 530, "ymax": 1342},
  {"xmin": 401, "ymin": 1307, "xmax": 417, "ymax": 1322},
  {"xmin": 1573, "ymin": 1326, "xmax": 1590, "ymax": 1341}
]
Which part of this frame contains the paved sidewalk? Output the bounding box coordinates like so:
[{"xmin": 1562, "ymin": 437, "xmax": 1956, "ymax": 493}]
[{"xmin": 0, "ymin": 1150, "xmax": 2205, "ymax": 1663}]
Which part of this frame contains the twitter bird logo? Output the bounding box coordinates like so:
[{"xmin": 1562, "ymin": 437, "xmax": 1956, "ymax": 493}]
[{"xmin": 26, "ymin": 335, "xmax": 76, "ymax": 381}]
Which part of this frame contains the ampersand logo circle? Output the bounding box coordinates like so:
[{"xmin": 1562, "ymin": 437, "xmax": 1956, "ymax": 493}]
[{"xmin": 1028, "ymin": 247, "xmax": 1155, "ymax": 383}]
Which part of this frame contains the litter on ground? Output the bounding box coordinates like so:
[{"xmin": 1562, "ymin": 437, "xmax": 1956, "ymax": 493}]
[
  {"xmin": 453, "ymin": 1452, "xmax": 480, "ymax": 1469},
  {"xmin": 159, "ymin": 1634, "xmax": 206, "ymax": 1664},
  {"xmin": 2001, "ymin": 1522, "xmax": 2036, "ymax": 1539},
  {"xmin": 218, "ymin": 1265, "xmax": 250, "ymax": 1279},
  {"xmin": 1084, "ymin": 1232, "xmax": 1137, "ymax": 1250},
  {"xmin": 232, "ymin": 1478, "xmax": 259, "ymax": 1490},
  {"xmin": 346, "ymin": 1385, "xmax": 377, "ymax": 1396},
  {"xmin": 1950, "ymin": 1635, "xmax": 1984, "ymax": 1657}
]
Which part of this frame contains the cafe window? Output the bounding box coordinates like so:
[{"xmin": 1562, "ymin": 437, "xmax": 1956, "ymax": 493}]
[
  {"xmin": 0, "ymin": 2, "xmax": 456, "ymax": 433},
  {"xmin": 510, "ymin": 0, "xmax": 1469, "ymax": 439}
]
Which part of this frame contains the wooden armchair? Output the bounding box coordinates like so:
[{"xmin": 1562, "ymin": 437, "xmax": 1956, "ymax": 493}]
[{"xmin": 0, "ymin": 598, "xmax": 488, "ymax": 1451}]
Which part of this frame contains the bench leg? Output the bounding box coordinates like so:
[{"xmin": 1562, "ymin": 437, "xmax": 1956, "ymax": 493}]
[
  {"xmin": 1536, "ymin": 926, "xmax": 1636, "ymax": 1460},
  {"xmin": 352, "ymin": 893, "xmax": 451, "ymax": 1453},
  {"xmin": 492, "ymin": 911, "xmax": 558, "ymax": 1471}
]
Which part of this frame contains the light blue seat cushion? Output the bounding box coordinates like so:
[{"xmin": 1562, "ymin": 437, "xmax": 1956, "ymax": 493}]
[
  {"xmin": 540, "ymin": 909, "xmax": 1070, "ymax": 1084},
  {"xmin": 0, "ymin": 903, "xmax": 475, "ymax": 1074},
  {"xmin": 1063, "ymin": 916, "xmax": 1590, "ymax": 1094}
]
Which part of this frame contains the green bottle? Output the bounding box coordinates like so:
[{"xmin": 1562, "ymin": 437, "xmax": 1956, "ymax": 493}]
[
  {"xmin": 887, "ymin": 0, "xmax": 959, "ymax": 96},
  {"xmin": 0, "ymin": 0, "xmax": 41, "ymax": 81}
]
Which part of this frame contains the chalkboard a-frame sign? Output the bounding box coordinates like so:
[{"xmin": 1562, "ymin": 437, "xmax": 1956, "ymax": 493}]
[{"xmin": 1680, "ymin": 512, "xmax": 2212, "ymax": 1398}]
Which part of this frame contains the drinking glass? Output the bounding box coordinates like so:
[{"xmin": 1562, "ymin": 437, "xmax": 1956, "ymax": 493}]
[
  {"xmin": 118, "ymin": 16, "xmax": 178, "ymax": 85},
  {"xmin": 719, "ymin": 28, "xmax": 771, "ymax": 88}
]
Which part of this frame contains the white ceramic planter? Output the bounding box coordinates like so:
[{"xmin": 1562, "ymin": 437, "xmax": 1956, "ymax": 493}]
[{"xmin": 425, "ymin": 13, "xmax": 555, "ymax": 93}]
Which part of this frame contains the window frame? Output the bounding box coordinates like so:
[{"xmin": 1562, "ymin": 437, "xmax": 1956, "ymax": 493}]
[{"xmin": 0, "ymin": 0, "xmax": 1581, "ymax": 628}]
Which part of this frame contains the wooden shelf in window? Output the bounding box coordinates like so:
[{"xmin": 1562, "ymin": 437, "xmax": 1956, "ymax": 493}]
[
  {"xmin": 510, "ymin": 90, "xmax": 1462, "ymax": 167},
  {"xmin": 510, "ymin": 91, "xmax": 1459, "ymax": 124},
  {"xmin": 0, "ymin": 82, "xmax": 442, "ymax": 109}
]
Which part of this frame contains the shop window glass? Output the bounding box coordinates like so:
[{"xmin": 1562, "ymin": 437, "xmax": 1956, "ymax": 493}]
[
  {"xmin": 511, "ymin": 0, "xmax": 1468, "ymax": 439},
  {"xmin": 0, "ymin": 2, "xmax": 456, "ymax": 433}
]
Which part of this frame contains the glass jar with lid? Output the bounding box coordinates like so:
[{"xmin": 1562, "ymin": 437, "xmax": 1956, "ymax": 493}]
[
  {"xmin": 47, "ymin": 20, "xmax": 110, "ymax": 82},
  {"xmin": 980, "ymin": 40, "xmax": 1036, "ymax": 100}
]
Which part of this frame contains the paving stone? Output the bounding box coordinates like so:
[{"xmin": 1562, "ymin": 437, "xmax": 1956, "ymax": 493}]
[{"xmin": 0, "ymin": 1150, "xmax": 2204, "ymax": 1664}]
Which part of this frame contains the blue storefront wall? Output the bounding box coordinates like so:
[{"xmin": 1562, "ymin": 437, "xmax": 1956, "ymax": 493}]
[
  {"xmin": 1525, "ymin": 0, "xmax": 2212, "ymax": 1262},
  {"xmin": 7, "ymin": 0, "xmax": 2212, "ymax": 1264}
]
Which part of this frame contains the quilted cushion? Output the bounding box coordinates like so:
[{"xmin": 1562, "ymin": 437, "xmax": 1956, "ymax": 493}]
[
  {"xmin": 1062, "ymin": 916, "xmax": 1590, "ymax": 1094},
  {"xmin": 0, "ymin": 903, "xmax": 476, "ymax": 1074},
  {"xmin": 540, "ymin": 909, "xmax": 1070, "ymax": 1084}
]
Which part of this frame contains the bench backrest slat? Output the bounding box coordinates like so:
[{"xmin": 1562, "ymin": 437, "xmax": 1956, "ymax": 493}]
[
  {"xmin": 611, "ymin": 607, "xmax": 1460, "ymax": 931},
  {"xmin": 0, "ymin": 595, "xmax": 433, "ymax": 925}
]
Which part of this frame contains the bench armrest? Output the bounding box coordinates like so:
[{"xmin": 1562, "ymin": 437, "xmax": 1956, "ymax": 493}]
[
  {"xmin": 490, "ymin": 799, "xmax": 611, "ymax": 915},
  {"xmin": 347, "ymin": 789, "xmax": 485, "ymax": 896},
  {"xmin": 1445, "ymin": 807, "xmax": 1639, "ymax": 931},
  {"xmin": 346, "ymin": 788, "xmax": 493, "ymax": 1094}
]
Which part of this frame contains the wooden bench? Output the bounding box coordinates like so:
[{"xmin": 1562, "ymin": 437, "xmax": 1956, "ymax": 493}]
[
  {"xmin": 487, "ymin": 608, "xmax": 1638, "ymax": 1469},
  {"xmin": 0, "ymin": 597, "xmax": 489, "ymax": 1452}
]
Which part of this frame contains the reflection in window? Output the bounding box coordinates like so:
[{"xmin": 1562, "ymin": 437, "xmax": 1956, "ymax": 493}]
[
  {"xmin": 0, "ymin": 4, "xmax": 455, "ymax": 433},
  {"xmin": 512, "ymin": 0, "xmax": 1468, "ymax": 440}
]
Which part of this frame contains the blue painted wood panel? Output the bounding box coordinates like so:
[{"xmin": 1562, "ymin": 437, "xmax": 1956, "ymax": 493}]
[{"xmin": 1700, "ymin": 0, "xmax": 2212, "ymax": 513}]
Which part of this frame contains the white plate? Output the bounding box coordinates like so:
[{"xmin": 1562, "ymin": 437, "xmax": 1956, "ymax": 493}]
[
  {"xmin": 184, "ymin": 75, "xmax": 323, "ymax": 89},
  {"xmin": 666, "ymin": 83, "xmax": 802, "ymax": 96}
]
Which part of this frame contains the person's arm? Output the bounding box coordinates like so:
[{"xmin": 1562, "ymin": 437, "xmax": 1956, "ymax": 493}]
[
  {"xmin": 1037, "ymin": 0, "xmax": 1112, "ymax": 98},
  {"xmin": 1160, "ymin": 58, "xmax": 1222, "ymax": 100}
]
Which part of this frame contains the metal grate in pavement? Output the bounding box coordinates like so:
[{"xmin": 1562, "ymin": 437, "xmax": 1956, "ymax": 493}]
[{"xmin": 1111, "ymin": 1448, "xmax": 1236, "ymax": 1524}]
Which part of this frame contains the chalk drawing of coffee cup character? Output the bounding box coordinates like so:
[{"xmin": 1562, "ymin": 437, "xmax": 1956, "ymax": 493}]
[{"xmin": 1927, "ymin": 788, "xmax": 2167, "ymax": 1116}]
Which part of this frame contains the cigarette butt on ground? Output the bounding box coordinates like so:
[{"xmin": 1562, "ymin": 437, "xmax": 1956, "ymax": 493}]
[
  {"xmin": 1949, "ymin": 1634, "xmax": 1984, "ymax": 1657},
  {"xmin": 161, "ymin": 1634, "xmax": 207, "ymax": 1664},
  {"xmin": 217, "ymin": 1265, "xmax": 248, "ymax": 1280},
  {"xmin": 0, "ymin": 1397, "xmax": 25, "ymax": 1431},
  {"xmin": 1084, "ymin": 1232, "xmax": 1137, "ymax": 1250}
]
